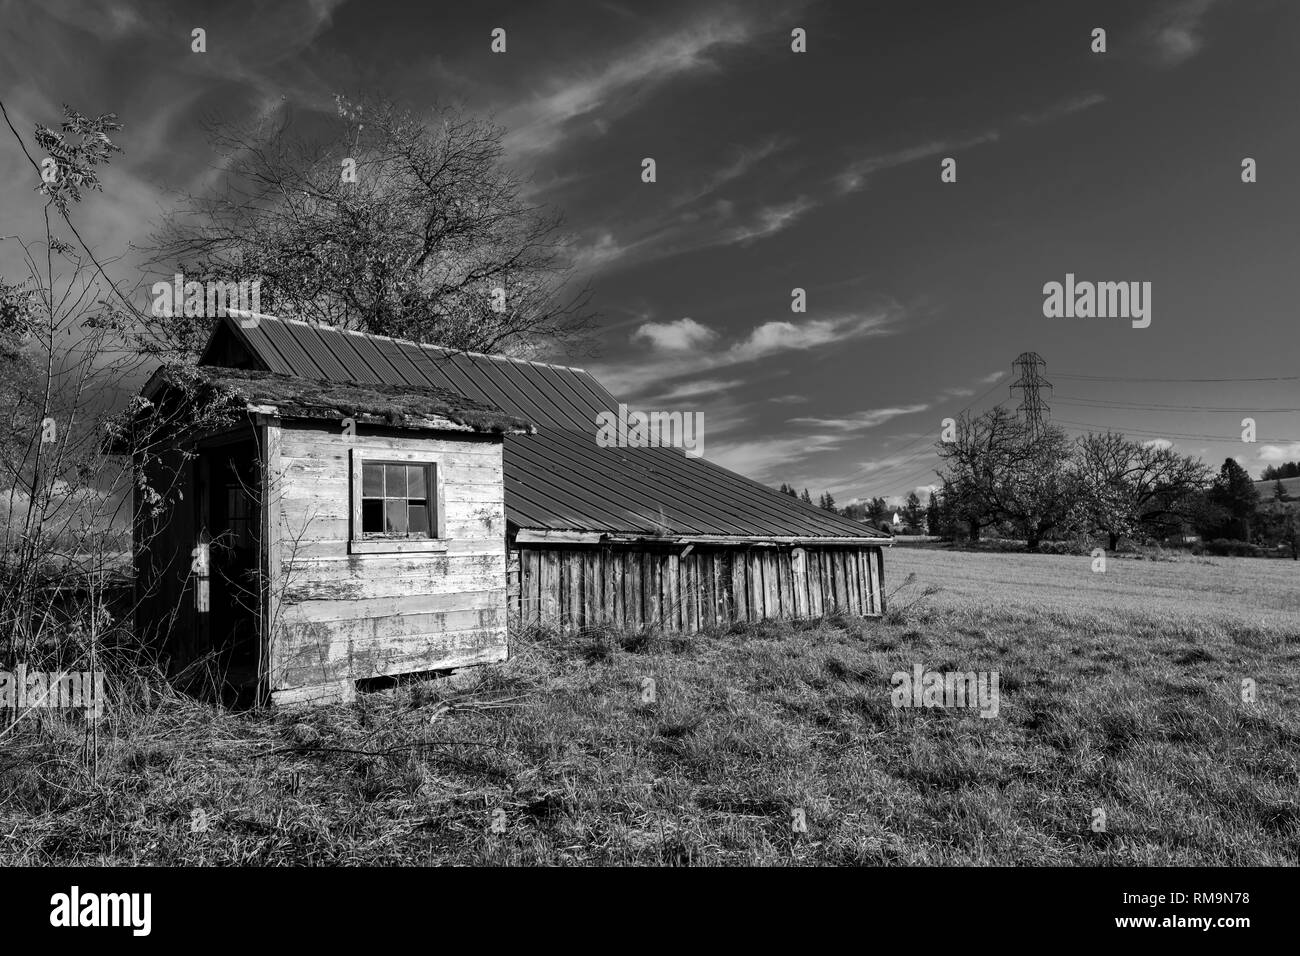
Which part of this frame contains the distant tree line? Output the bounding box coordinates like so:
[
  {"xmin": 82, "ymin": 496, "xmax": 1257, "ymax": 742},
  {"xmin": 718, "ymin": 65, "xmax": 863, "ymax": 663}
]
[
  {"xmin": 777, "ymin": 438, "xmax": 1298, "ymax": 556},
  {"xmin": 1261, "ymin": 461, "xmax": 1300, "ymax": 480},
  {"xmin": 839, "ymin": 497, "xmax": 888, "ymax": 526},
  {"xmin": 782, "ymin": 489, "xmax": 938, "ymax": 535},
  {"xmin": 777, "ymin": 483, "xmax": 838, "ymax": 511},
  {"xmin": 916, "ymin": 408, "xmax": 1298, "ymax": 555}
]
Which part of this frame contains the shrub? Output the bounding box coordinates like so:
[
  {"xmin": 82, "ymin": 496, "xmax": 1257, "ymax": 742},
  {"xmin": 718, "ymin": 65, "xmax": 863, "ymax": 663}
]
[
  {"xmin": 1038, "ymin": 540, "xmax": 1090, "ymax": 556},
  {"xmin": 1204, "ymin": 538, "xmax": 1264, "ymax": 558}
]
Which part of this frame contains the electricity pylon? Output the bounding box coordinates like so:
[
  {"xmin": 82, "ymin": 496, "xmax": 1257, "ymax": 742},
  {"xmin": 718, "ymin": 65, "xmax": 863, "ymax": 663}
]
[{"xmin": 1009, "ymin": 352, "xmax": 1052, "ymax": 439}]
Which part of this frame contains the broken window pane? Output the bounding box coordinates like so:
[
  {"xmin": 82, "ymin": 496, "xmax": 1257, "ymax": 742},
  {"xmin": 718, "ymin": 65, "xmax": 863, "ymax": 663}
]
[{"xmin": 362, "ymin": 498, "xmax": 383, "ymax": 533}]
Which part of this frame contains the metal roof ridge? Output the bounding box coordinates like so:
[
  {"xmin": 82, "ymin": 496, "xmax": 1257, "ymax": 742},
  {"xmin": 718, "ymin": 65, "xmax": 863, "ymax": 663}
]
[{"xmin": 251, "ymin": 313, "xmax": 592, "ymax": 375}]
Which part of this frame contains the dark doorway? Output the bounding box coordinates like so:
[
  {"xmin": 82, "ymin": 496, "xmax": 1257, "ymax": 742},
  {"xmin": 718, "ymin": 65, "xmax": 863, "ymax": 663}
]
[{"xmin": 196, "ymin": 439, "xmax": 263, "ymax": 705}]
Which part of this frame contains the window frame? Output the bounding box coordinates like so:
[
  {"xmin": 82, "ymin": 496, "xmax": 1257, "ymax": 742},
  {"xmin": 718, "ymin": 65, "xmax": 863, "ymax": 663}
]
[{"xmin": 349, "ymin": 448, "xmax": 447, "ymax": 554}]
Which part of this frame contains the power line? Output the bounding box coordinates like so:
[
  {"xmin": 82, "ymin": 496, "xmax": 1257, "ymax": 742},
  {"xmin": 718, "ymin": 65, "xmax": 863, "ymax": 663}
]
[
  {"xmin": 1054, "ymin": 417, "xmax": 1300, "ymax": 444},
  {"xmin": 838, "ymin": 445, "xmax": 938, "ymax": 487},
  {"xmin": 1055, "ymin": 397, "xmax": 1300, "ymax": 413},
  {"xmin": 1056, "ymin": 372, "xmax": 1300, "ymax": 383},
  {"xmin": 827, "ymin": 374, "xmax": 1008, "ymax": 490},
  {"xmin": 839, "ymin": 358, "xmax": 1300, "ymax": 501},
  {"xmin": 882, "ymin": 462, "xmax": 945, "ymax": 495},
  {"xmin": 826, "ymin": 434, "xmax": 937, "ymax": 489},
  {"xmin": 850, "ymin": 458, "xmax": 944, "ymax": 500}
]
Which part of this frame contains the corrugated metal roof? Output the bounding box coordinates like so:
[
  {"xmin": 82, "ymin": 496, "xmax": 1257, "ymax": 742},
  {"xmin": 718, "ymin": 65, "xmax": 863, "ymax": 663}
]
[{"xmin": 198, "ymin": 315, "xmax": 888, "ymax": 540}]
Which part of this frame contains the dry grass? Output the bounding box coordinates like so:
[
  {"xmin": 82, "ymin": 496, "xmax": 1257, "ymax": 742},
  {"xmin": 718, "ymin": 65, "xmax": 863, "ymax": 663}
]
[
  {"xmin": 889, "ymin": 544, "xmax": 1300, "ymax": 626},
  {"xmin": 2, "ymin": 549, "xmax": 1297, "ymax": 865}
]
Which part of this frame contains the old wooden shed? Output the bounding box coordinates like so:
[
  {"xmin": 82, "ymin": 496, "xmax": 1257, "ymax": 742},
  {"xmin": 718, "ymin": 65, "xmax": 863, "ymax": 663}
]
[
  {"xmin": 131, "ymin": 314, "xmax": 891, "ymax": 705},
  {"xmin": 131, "ymin": 362, "xmax": 532, "ymax": 705}
]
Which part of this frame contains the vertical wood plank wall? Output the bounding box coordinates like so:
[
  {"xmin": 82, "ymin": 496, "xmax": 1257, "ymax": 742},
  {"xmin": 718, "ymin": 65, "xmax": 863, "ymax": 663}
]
[{"xmin": 512, "ymin": 544, "xmax": 884, "ymax": 632}]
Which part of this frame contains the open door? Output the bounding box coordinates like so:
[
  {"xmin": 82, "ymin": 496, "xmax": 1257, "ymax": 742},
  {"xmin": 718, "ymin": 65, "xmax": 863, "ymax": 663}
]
[{"xmin": 194, "ymin": 437, "xmax": 263, "ymax": 705}]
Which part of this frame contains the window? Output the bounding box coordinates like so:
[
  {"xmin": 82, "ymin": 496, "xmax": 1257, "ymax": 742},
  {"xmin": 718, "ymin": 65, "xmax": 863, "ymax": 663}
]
[
  {"xmin": 350, "ymin": 449, "xmax": 446, "ymax": 553},
  {"xmin": 362, "ymin": 462, "xmax": 433, "ymax": 536}
]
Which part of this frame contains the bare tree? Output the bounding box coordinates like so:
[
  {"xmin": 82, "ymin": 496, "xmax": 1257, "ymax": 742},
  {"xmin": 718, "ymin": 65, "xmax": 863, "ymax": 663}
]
[
  {"xmin": 143, "ymin": 95, "xmax": 596, "ymax": 359},
  {"xmin": 1075, "ymin": 432, "xmax": 1211, "ymax": 550},
  {"xmin": 936, "ymin": 407, "xmax": 1021, "ymax": 542},
  {"xmin": 937, "ymin": 407, "xmax": 1079, "ymax": 550}
]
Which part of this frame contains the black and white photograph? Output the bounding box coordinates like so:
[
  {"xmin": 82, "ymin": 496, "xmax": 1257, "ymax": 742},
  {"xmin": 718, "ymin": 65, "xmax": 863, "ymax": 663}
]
[{"xmin": 0, "ymin": 0, "xmax": 1293, "ymax": 934}]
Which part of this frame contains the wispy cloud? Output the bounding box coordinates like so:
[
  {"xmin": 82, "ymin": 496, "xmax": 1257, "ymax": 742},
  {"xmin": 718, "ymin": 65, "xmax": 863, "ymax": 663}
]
[
  {"xmin": 672, "ymin": 136, "xmax": 788, "ymax": 208},
  {"xmin": 0, "ymin": 0, "xmax": 350, "ymax": 294},
  {"xmin": 831, "ymin": 90, "xmax": 1104, "ymax": 199},
  {"xmin": 632, "ymin": 343, "xmax": 1006, "ymax": 487},
  {"xmin": 1142, "ymin": 0, "xmax": 1221, "ymax": 67},
  {"xmin": 723, "ymin": 196, "xmax": 816, "ymax": 245},
  {"xmin": 709, "ymin": 434, "xmax": 846, "ymax": 481},
  {"xmin": 502, "ymin": 13, "xmax": 756, "ymax": 158},
  {"xmin": 835, "ymin": 131, "xmax": 1000, "ymax": 194},
  {"xmin": 1017, "ymin": 92, "xmax": 1107, "ymax": 125},
  {"xmin": 570, "ymin": 188, "xmax": 815, "ymax": 276},
  {"xmin": 789, "ymin": 404, "xmax": 931, "ymax": 432},
  {"xmin": 593, "ymin": 309, "xmax": 901, "ymax": 398},
  {"xmin": 570, "ymin": 80, "xmax": 1102, "ymax": 277},
  {"xmin": 653, "ymin": 378, "xmax": 748, "ymax": 402},
  {"xmin": 570, "ymin": 231, "xmax": 641, "ymax": 272},
  {"xmin": 726, "ymin": 313, "xmax": 895, "ymax": 363},
  {"xmin": 823, "ymin": 448, "xmax": 943, "ymax": 498}
]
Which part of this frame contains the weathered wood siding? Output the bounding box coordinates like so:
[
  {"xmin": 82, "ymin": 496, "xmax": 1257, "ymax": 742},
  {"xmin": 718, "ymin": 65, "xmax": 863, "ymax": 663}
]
[
  {"xmin": 271, "ymin": 424, "xmax": 508, "ymax": 704},
  {"xmin": 511, "ymin": 543, "xmax": 884, "ymax": 632}
]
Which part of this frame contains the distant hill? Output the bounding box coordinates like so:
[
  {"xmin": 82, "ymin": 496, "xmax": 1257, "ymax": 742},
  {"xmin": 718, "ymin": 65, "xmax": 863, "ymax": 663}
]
[{"xmin": 1255, "ymin": 475, "xmax": 1300, "ymax": 500}]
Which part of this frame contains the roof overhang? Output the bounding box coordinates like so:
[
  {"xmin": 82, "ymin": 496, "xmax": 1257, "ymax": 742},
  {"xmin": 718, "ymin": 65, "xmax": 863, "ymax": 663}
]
[
  {"xmin": 142, "ymin": 364, "xmax": 535, "ymax": 437},
  {"xmin": 240, "ymin": 402, "xmax": 498, "ymax": 434},
  {"xmin": 513, "ymin": 529, "xmax": 893, "ymax": 547}
]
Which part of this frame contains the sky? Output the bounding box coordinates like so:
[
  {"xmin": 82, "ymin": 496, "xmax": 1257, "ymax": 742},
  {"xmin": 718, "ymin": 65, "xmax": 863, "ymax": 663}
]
[{"xmin": 1, "ymin": 0, "xmax": 1298, "ymax": 506}]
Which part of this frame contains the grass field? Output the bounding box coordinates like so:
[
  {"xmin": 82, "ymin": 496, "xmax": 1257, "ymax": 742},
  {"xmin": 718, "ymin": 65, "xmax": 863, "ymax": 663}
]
[
  {"xmin": 889, "ymin": 545, "xmax": 1300, "ymax": 626},
  {"xmin": 2, "ymin": 547, "xmax": 1297, "ymax": 865}
]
